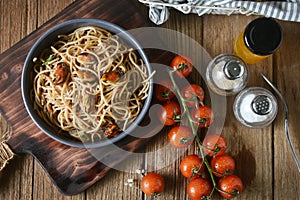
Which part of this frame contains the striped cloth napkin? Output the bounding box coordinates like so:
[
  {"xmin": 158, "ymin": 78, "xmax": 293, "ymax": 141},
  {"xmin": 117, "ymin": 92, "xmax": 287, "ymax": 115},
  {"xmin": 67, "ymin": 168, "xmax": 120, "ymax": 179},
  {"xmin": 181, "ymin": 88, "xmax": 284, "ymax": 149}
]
[{"xmin": 139, "ymin": 0, "xmax": 300, "ymax": 25}]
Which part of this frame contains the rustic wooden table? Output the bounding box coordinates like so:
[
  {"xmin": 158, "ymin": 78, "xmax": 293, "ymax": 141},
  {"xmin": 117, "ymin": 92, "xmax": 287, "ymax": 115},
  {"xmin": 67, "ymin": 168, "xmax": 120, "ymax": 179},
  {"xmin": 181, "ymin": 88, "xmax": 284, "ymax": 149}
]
[{"xmin": 0, "ymin": 0, "xmax": 299, "ymax": 199}]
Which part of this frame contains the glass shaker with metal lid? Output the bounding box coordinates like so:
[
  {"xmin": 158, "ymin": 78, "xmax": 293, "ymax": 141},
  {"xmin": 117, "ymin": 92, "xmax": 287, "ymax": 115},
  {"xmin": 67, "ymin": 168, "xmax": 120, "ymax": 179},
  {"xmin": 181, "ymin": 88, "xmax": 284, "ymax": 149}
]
[
  {"xmin": 206, "ymin": 54, "xmax": 248, "ymax": 96},
  {"xmin": 233, "ymin": 87, "xmax": 278, "ymax": 128}
]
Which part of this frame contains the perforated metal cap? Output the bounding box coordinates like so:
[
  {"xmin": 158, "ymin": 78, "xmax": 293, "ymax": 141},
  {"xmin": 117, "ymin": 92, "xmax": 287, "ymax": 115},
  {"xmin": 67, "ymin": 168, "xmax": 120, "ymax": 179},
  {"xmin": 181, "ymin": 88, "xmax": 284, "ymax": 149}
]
[
  {"xmin": 251, "ymin": 95, "xmax": 272, "ymax": 115},
  {"xmin": 233, "ymin": 87, "xmax": 278, "ymax": 128}
]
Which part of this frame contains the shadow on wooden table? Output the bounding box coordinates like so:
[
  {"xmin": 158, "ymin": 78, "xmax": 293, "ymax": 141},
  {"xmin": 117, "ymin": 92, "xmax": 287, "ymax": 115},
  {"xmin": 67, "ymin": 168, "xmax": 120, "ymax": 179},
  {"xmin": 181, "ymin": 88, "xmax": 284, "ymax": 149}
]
[
  {"xmin": 0, "ymin": 155, "xmax": 32, "ymax": 189},
  {"xmin": 235, "ymin": 145, "xmax": 256, "ymax": 188}
]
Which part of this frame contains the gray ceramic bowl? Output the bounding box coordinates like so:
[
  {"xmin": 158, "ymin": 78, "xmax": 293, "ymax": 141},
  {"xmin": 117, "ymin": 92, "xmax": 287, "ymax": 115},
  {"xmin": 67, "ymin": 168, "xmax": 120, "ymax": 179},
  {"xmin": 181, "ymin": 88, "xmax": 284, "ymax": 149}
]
[{"xmin": 22, "ymin": 18, "xmax": 153, "ymax": 148}]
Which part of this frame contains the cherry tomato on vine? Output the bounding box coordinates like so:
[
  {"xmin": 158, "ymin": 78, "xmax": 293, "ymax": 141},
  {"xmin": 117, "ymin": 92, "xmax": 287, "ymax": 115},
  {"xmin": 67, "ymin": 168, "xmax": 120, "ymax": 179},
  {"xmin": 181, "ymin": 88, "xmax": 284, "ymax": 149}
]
[
  {"xmin": 154, "ymin": 79, "xmax": 175, "ymax": 102},
  {"xmin": 191, "ymin": 105, "xmax": 214, "ymax": 128},
  {"xmin": 202, "ymin": 134, "xmax": 227, "ymax": 157},
  {"xmin": 168, "ymin": 126, "xmax": 194, "ymax": 148},
  {"xmin": 170, "ymin": 55, "xmax": 193, "ymax": 78},
  {"xmin": 180, "ymin": 154, "xmax": 204, "ymax": 178},
  {"xmin": 158, "ymin": 101, "xmax": 181, "ymax": 126},
  {"xmin": 187, "ymin": 177, "xmax": 212, "ymax": 200},
  {"xmin": 181, "ymin": 84, "xmax": 205, "ymax": 107},
  {"xmin": 211, "ymin": 154, "xmax": 235, "ymax": 177},
  {"xmin": 218, "ymin": 175, "xmax": 243, "ymax": 199},
  {"xmin": 141, "ymin": 173, "xmax": 165, "ymax": 197}
]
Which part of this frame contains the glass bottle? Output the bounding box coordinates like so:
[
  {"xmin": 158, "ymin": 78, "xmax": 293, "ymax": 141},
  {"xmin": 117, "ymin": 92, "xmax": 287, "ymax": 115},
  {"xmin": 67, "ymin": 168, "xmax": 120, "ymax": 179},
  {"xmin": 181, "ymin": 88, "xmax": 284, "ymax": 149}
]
[
  {"xmin": 234, "ymin": 17, "xmax": 283, "ymax": 64},
  {"xmin": 233, "ymin": 87, "xmax": 278, "ymax": 128},
  {"xmin": 206, "ymin": 54, "xmax": 248, "ymax": 96}
]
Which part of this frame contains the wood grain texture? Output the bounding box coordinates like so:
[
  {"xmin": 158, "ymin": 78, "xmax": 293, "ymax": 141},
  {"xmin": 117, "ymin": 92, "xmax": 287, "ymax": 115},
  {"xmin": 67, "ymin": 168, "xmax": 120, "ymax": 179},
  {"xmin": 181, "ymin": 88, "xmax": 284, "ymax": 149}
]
[
  {"xmin": 34, "ymin": 1, "xmax": 81, "ymax": 199},
  {"xmin": 273, "ymin": 21, "xmax": 300, "ymax": 200},
  {"xmin": 1, "ymin": 0, "xmax": 300, "ymax": 199},
  {"xmin": 0, "ymin": 0, "xmax": 163, "ymax": 196},
  {"xmin": 201, "ymin": 15, "xmax": 274, "ymax": 199},
  {"xmin": 0, "ymin": 1, "xmax": 35, "ymax": 199},
  {"xmin": 143, "ymin": 11, "xmax": 205, "ymax": 200}
]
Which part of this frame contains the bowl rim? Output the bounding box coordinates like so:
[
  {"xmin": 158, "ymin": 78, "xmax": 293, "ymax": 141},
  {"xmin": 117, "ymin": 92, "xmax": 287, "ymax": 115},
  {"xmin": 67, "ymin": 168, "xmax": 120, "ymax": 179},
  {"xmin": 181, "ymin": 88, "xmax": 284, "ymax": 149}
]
[{"xmin": 21, "ymin": 18, "xmax": 153, "ymax": 148}]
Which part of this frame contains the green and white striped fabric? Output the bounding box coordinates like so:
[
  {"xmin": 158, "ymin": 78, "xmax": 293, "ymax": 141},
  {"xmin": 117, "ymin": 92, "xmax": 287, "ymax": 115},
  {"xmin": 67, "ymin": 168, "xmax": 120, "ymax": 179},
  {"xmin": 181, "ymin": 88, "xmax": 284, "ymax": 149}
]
[{"xmin": 139, "ymin": 0, "xmax": 300, "ymax": 25}]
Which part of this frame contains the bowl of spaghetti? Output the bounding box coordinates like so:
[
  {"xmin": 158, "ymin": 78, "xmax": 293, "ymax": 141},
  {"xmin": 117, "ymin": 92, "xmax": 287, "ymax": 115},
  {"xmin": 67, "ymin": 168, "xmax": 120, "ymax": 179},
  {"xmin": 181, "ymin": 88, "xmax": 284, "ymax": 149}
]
[{"xmin": 22, "ymin": 18, "xmax": 153, "ymax": 148}]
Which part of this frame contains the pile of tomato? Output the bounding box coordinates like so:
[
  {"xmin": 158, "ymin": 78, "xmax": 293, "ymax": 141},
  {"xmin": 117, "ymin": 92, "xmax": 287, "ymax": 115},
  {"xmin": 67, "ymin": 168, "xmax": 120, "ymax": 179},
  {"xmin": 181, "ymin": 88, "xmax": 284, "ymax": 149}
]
[
  {"xmin": 141, "ymin": 55, "xmax": 243, "ymax": 199},
  {"xmin": 182, "ymin": 134, "xmax": 243, "ymax": 200}
]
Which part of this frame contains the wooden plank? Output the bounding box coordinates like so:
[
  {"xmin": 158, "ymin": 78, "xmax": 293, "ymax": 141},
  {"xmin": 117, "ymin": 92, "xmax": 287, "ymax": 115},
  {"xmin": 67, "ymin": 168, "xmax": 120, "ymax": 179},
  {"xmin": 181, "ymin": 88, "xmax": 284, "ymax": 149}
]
[
  {"xmin": 87, "ymin": 2, "xmax": 151, "ymax": 199},
  {"xmin": 202, "ymin": 15, "xmax": 273, "ymax": 199},
  {"xmin": 0, "ymin": 0, "xmax": 34, "ymax": 199},
  {"xmin": 0, "ymin": 0, "xmax": 165, "ymax": 196},
  {"xmin": 0, "ymin": 0, "xmax": 27, "ymax": 52},
  {"xmin": 86, "ymin": 157, "xmax": 144, "ymax": 200},
  {"xmin": 1, "ymin": 0, "xmax": 300, "ymax": 199},
  {"xmin": 273, "ymin": 21, "xmax": 300, "ymax": 200},
  {"xmin": 32, "ymin": 1, "xmax": 84, "ymax": 199},
  {"xmin": 33, "ymin": 161, "xmax": 85, "ymax": 200},
  {"xmin": 141, "ymin": 11, "xmax": 204, "ymax": 200},
  {"xmin": 37, "ymin": 0, "xmax": 76, "ymax": 26}
]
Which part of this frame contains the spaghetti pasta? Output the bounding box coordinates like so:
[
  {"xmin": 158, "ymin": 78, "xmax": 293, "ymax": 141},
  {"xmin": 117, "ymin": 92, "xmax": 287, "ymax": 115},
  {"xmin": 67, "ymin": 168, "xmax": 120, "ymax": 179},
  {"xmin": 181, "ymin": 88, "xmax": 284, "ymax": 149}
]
[{"xmin": 32, "ymin": 26, "xmax": 151, "ymax": 143}]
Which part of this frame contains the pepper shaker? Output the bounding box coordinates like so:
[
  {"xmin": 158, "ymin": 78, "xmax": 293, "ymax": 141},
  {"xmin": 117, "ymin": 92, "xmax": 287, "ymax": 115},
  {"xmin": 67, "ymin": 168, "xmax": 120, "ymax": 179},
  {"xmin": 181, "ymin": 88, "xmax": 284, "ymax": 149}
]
[
  {"xmin": 206, "ymin": 54, "xmax": 248, "ymax": 96},
  {"xmin": 233, "ymin": 87, "xmax": 278, "ymax": 128}
]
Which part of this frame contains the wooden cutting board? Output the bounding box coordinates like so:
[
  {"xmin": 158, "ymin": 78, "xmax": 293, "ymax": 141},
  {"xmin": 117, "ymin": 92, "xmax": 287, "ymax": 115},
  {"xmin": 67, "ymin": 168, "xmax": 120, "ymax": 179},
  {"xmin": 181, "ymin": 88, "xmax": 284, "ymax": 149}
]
[{"xmin": 0, "ymin": 0, "xmax": 169, "ymax": 195}]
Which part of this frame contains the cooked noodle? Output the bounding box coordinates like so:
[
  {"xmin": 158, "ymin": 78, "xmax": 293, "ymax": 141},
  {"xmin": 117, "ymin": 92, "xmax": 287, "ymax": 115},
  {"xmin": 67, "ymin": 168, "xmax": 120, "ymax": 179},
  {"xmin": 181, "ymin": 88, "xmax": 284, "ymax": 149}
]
[{"xmin": 32, "ymin": 26, "xmax": 151, "ymax": 142}]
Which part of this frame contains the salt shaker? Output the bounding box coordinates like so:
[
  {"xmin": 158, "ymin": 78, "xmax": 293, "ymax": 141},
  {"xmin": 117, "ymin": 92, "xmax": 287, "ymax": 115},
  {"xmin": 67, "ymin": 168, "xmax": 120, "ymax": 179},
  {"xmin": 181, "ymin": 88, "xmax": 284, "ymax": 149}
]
[
  {"xmin": 233, "ymin": 87, "xmax": 278, "ymax": 128},
  {"xmin": 206, "ymin": 54, "xmax": 248, "ymax": 96}
]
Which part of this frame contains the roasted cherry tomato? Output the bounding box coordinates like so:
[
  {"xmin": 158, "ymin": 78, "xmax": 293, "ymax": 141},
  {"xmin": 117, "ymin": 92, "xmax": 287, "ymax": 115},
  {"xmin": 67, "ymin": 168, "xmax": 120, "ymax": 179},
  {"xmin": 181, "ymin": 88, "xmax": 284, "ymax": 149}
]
[
  {"xmin": 141, "ymin": 173, "xmax": 165, "ymax": 197},
  {"xmin": 202, "ymin": 134, "xmax": 227, "ymax": 157},
  {"xmin": 54, "ymin": 62, "xmax": 69, "ymax": 85},
  {"xmin": 101, "ymin": 70, "xmax": 123, "ymax": 83},
  {"xmin": 168, "ymin": 126, "xmax": 194, "ymax": 148},
  {"xmin": 170, "ymin": 55, "xmax": 193, "ymax": 78},
  {"xmin": 181, "ymin": 84, "xmax": 204, "ymax": 107},
  {"xmin": 211, "ymin": 154, "xmax": 235, "ymax": 177},
  {"xmin": 154, "ymin": 79, "xmax": 175, "ymax": 102},
  {"xmin": 218, "ymin": 175, "xmax": 243, "ymax": 199},
  {"xmin": 180, "ymin": 154, "xmax": 204, "ymax": 178},
  {"xmin": 191, "ymin": 105, "xmax": 214, "ymax": 128},
  {"xmin": 187, "ymin": 177, "xmax": 212, "ymax": 200},
  {"xmin": 158, "ymin": 101, "xmax": 181, "ymax": 126}
]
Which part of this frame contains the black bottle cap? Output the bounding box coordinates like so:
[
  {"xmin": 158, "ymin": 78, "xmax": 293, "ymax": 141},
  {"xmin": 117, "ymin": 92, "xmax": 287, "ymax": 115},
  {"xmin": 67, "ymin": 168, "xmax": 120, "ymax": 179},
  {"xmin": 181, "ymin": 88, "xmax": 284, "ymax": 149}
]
[{"xmin": 244, "ymin": 17, "xmax": 283, "ymax": 56}]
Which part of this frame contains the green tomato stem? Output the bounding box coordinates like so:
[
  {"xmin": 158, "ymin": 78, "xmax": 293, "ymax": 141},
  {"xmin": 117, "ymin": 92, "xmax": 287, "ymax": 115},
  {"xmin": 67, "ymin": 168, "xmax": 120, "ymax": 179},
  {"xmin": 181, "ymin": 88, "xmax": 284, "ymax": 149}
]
[{"xmin": 168, "ymin": 70, "xmax": 218, "ymax": 198}]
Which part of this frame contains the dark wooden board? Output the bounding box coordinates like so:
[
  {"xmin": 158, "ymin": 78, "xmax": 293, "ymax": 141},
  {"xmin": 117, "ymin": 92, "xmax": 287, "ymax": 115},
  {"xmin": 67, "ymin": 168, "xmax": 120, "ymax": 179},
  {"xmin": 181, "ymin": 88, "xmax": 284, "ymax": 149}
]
[{"xmin": 0, "ymin": 0, "xmax": 167, "ymax": 195}]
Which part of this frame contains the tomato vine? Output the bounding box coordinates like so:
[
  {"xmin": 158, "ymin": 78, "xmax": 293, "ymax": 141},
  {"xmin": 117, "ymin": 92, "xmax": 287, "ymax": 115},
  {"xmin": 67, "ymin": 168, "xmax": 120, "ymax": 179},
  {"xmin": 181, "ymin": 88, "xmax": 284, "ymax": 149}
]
[{"xmin": 168, "ymin": 68, "xmax": 243, "ymax": 199}]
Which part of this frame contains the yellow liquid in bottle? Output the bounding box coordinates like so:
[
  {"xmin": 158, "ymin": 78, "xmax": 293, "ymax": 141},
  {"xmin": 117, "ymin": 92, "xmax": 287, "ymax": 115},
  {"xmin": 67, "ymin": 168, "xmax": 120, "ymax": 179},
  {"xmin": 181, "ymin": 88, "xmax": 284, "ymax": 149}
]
[{"xmin": 234, "ymin": 31, "xmax": 270, "ymax": 65}]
